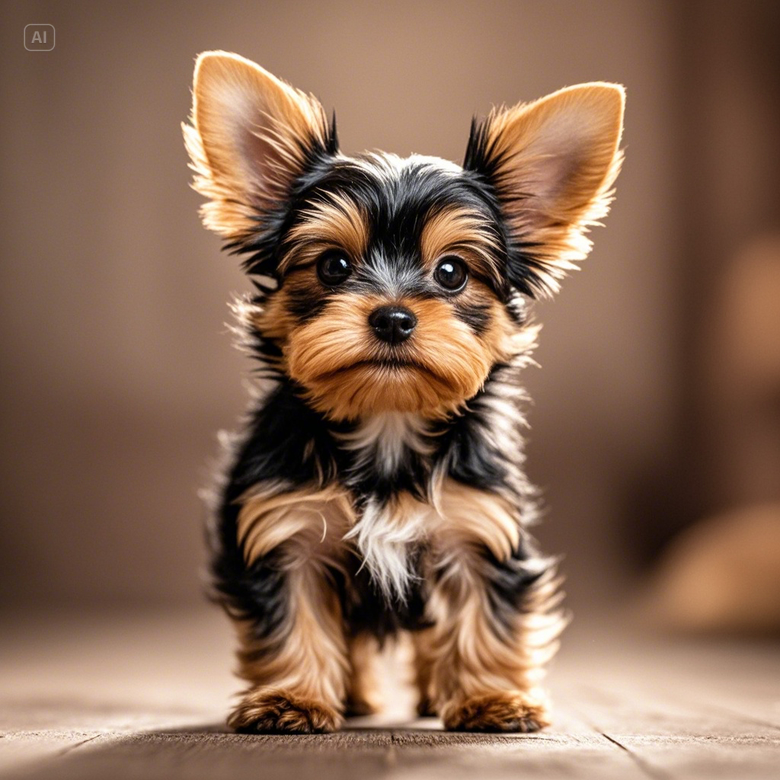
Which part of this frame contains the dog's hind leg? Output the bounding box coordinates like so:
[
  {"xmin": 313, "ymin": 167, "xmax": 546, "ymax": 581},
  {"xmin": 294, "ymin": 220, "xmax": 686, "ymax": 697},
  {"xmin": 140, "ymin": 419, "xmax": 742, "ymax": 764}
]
[
  {"xmin": 411, "ymin": 628, "xmax": 438, "ymax": 716},
  {"xmin": 344, "ymin": 633, "xmax": 383, "ymax": 717}
]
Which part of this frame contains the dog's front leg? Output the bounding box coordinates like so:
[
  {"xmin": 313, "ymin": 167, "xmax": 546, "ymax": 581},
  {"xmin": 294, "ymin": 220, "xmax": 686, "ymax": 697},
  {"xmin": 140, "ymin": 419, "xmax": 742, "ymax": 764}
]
[
  {"xmin": 226, "ymin": 487, "xmax": 351, "ymax": 734},
  {"xmin": 424, "ymin": 485, "xmax": 564, "ymax": 732}
]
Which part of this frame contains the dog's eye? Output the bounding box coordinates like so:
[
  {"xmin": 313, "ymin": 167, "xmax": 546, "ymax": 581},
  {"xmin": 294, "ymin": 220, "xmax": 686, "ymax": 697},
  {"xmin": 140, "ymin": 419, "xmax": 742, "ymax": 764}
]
[
  {"xmin": 317, "ymin": 251, "xmax": 352, "ymax": 286},
  {"xmin": 434, "ymin": 256, "xmax": 468, "ymax": 292}
]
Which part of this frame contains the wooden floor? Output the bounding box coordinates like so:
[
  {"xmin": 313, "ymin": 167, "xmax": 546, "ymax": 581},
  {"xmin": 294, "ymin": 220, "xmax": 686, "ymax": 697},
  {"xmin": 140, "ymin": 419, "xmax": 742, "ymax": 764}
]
[{"xmin": 1, "ymin": 607, "xmax": 778, "ymax": 779}]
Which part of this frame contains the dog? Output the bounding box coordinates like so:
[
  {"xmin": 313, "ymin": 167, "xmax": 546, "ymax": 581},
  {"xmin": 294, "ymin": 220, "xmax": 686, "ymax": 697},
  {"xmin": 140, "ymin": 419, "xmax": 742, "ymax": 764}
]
[{"xmin": 184, "ymin": 51, "xmax": 624, "ymax": 734}]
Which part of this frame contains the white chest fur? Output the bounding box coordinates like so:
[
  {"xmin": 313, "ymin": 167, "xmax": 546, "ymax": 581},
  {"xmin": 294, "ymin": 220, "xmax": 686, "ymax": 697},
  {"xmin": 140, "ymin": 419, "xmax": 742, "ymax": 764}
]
[{"xmin": 339, "ymin": 413, "xmax": 435, "ymax": 599}]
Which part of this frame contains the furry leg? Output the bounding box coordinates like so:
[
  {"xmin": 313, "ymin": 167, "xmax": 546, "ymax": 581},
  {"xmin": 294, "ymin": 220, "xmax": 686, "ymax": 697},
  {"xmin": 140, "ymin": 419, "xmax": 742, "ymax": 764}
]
[
  {"xmin": 425, "ymin": 485, "xmax": 565, "ymax": 732},
  {"xmin": 225, "ymin": 486, "xmax": 353, "ymax": 734},
  {"xmin": 412, "ymin": 628, "xmax": 438, "ymax": 716},
  {"xmin": 228, "ymin": 562, "xmax": 348, "ymax": 733},
  {"xmin": 344, "ymin": 633, "xmax": 383, "ymax": 716}
]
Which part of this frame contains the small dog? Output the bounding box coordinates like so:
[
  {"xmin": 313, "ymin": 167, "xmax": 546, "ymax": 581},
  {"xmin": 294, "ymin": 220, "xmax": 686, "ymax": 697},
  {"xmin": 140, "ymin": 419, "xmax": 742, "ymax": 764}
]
[{"xmin": 184, "ymin": 51, "xmax": 624, "ymax": 734}]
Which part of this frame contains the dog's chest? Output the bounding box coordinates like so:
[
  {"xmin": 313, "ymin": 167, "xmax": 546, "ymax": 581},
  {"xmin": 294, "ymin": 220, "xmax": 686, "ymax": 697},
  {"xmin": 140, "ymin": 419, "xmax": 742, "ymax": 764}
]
[
  {"xmin": 339, "ymin": 414, "xmax": 438, "ymax": 599},
  {"xmin": 340, "ymin": 413, "xmax": 432, "ymax": 486}
]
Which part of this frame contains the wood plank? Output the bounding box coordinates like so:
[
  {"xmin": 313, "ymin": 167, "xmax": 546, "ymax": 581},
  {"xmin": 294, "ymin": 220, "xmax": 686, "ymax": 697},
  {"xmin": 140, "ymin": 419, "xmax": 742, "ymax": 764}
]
[
  {"xmin": 2, "ymin": 610, "xmax": 778, "ymax": 780},
  {"xmin": 563, "ymin": 680, "xmax": 780, "ymax": 779},
  {"xmin": 4, "ymin": 727, "xmax": 651, "ymax": 780}
]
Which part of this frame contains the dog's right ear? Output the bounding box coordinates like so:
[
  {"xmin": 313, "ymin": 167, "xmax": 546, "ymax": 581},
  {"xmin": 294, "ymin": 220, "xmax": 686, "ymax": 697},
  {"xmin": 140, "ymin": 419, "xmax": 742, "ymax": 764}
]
[
  {"xmin": 183, "ymin": 51, "xmax": 335, "ymax": 242},
  {"xmin": 464, "ymin": 84, "xmax": 624, "ymax": 297}
]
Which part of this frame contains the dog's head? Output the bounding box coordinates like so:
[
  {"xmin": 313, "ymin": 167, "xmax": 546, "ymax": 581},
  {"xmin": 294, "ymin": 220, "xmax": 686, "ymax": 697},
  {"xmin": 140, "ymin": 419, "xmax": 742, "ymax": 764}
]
[{"xmin": 185, "ymin": 52, "xmax": 624, "ymax": 421}]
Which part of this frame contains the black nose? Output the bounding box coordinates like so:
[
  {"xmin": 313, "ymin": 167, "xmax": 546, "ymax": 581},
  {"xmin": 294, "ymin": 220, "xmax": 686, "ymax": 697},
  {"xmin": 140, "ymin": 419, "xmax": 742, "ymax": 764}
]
[{"xmin": 368, "ymin": 305, "xmax": 417, "ymax": 344}]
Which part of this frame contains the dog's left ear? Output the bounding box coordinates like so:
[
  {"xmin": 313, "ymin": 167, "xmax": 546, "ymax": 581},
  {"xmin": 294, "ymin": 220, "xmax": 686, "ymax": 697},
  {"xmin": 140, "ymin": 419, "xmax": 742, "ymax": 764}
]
[
  {"xmin": 465, "ymin": 83, "xmax": 625, "ymax": 296},
  {"xmin": 184, "ymin": 51, "xmax": 335, "ymax": 243}
]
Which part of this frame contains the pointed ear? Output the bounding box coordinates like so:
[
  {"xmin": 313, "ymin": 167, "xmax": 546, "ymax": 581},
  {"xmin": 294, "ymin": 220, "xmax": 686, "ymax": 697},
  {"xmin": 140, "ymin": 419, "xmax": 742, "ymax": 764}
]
[
  {"xmin": 465, "ymin": 83, "xmax": 625, "ymax": 296},
  {"xmin": 183, "ymin": 51, "xmax": 335, "ymax": 242}
]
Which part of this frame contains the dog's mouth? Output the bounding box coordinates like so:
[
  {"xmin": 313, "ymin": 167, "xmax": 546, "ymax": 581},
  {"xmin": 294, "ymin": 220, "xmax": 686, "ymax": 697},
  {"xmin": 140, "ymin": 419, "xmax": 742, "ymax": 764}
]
[{"xmin": 317, "ymin": 358, "xmax": 440, "ymax": 382}]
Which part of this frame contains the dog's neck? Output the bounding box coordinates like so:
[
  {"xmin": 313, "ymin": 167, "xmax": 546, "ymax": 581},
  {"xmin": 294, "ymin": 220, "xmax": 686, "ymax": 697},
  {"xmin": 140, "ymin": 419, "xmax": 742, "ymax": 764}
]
[
  {"xmin": 334, "ymin": 412, "xmax": 433, "ymax": 501},
  {"xmin": 340, "ymin": 412, "xmax": 430, "ymax": 473}
]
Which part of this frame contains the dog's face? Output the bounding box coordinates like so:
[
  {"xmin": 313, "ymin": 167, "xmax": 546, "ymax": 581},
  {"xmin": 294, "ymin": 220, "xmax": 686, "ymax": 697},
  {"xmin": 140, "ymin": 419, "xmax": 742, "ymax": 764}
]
[
  {"xmin": 260, "ymin": 154, "xmax": 525, "ymax": 421},
  {"xmin": 185, "ymin": 52, "xmax": 624, "ymax": 421}
]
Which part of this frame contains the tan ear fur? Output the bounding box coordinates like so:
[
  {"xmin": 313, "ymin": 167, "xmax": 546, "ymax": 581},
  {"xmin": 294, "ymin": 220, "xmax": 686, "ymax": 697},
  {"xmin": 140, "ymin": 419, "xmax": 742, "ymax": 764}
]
[
  {"xmin": 183, "ymin": 51, "xmax": 330, "ymax": 241},
  {"xmin": 478, "ymin": 83, "xmax": 625, "ymax": 294}
]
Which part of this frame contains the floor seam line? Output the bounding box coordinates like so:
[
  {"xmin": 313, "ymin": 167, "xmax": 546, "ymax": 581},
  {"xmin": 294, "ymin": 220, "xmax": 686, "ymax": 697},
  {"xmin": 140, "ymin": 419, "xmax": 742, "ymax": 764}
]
[
  {"xmin": 54, "ymin": 733, "xmax": 103, "ymax": 758},
  {"xmin": 600, "ymin": 731, "xmax": 673, "ymax": 780}
]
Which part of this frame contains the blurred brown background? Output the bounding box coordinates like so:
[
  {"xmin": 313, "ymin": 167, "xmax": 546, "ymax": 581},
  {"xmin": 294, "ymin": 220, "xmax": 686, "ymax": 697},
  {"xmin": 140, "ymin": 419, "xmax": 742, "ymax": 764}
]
[{"xmin": 1, "ymin": 0, "xmax": 779, "ymax": 622}]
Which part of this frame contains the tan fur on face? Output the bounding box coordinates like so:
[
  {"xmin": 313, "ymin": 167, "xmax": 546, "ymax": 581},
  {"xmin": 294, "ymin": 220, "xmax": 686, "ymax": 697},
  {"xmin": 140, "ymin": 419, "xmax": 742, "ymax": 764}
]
[
  {"xmin": 246, "ymin": 197, "xmax": 367, "ymax": 362},
  {"xmin": 184, "ymin": 51, "xmax": 330, "ymax": 241},
  {"xmin": 279, "ymin": 195, "xmax": 369, "ymax": 274},
  {"xmin": 284, "ymin": 291, "xmax": 525, "ymax": 421},
  {"xmin": 480, "ymin": 83, "xmax": 624, "ymax": 294},
  {"xmin": 420, "ymin": 480, "xmax": 565, "ymax": 728},
  {"xmin": 420, "ymin": 207, "xmax": 502, "ymax": 286}
]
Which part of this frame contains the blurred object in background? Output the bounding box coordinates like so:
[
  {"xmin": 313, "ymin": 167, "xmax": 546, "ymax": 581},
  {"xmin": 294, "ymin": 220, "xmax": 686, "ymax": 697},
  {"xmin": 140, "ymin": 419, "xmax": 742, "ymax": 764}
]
[
  {"xmin": 646, "ymin": 503, "xmax": 780, "ymax": 634},
  {"xmin": 645, "ymin": 235, "xmax": 780, "ymax": 634},
  {"xmin": 703, "ymin": 235, "xmax": 780, "ymax": 508},
  {"xmin": 624, "ymin": 0, "xmax": 780, "ymax": 635}
]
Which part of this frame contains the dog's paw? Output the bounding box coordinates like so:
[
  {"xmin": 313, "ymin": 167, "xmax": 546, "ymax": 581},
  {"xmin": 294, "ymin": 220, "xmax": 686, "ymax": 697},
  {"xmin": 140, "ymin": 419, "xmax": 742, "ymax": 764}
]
[
  {"xmin": 344, "ymin": 696, "xmax": 380, "ymax": 717},
  {"xmin": 228, "ymin": 688, "xmax": 341, "ymax": 734},
  {"xmin": 344, "ymin": 680, "xmax": 383, "ymax": 717},
  {"xmin": 441, "ymin": 691, "xmax": 550, "ymax": 733}
]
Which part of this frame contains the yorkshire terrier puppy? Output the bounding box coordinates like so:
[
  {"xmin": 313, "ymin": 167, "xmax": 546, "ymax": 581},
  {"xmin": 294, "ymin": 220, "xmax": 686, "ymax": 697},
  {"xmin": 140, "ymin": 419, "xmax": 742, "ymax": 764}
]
[{"xmin": 184, "ymin": 51, "xmax": 624, "ymax": 734}]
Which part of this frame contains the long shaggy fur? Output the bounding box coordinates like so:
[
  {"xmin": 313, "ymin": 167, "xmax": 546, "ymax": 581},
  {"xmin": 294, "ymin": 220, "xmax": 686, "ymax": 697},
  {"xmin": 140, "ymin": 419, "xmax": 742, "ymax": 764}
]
[{"xmin": 185, "ymin": 51, "xmax": 625, "ymax": 734}]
